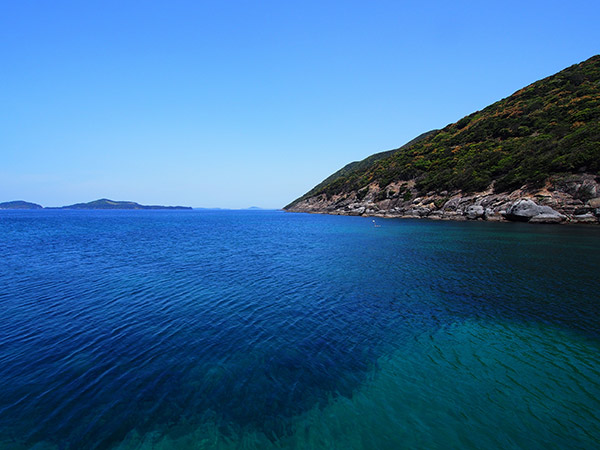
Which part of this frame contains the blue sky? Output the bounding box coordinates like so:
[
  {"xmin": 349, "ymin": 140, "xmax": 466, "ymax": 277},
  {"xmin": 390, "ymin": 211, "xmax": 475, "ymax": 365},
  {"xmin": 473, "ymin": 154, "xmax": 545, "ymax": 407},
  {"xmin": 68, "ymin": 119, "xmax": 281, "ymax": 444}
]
[{"xmin": 1, "ymin": 1, "xmax": 599, "ymax": 208}]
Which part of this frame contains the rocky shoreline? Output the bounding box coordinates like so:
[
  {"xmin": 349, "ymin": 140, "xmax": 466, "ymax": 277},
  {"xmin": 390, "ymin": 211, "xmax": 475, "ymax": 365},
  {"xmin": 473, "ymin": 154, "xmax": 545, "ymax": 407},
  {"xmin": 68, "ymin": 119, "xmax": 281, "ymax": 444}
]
[{"xmin": 286, "ymin": 173, "xmax": 600, "ymax": 225}]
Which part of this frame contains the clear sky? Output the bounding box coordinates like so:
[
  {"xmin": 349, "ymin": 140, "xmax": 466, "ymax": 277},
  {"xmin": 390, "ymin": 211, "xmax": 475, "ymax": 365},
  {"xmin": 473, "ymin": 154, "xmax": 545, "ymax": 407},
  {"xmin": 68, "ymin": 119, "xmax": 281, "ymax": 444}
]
[{"xmin": 1, "ymin": 1, "xmax": 599, "ymax": 208}]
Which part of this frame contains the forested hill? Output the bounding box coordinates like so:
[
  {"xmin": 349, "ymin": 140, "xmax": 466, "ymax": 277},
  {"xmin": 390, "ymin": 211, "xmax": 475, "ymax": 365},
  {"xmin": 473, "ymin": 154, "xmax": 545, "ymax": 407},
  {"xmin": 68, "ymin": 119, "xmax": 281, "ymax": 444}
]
[
  {"xmin": 0, "ymin": 201, "xmax": 43, "ymax": 209},
  {"xmin": 286, "ymin": 55, "xmax": 600, "ymax": 210},
  {"xmin": 59, "ymin": 199, "xmax": 192, "ymax": 210},
  {"xmin": 288, "ymin": 130, "xmax": 437, "ymax": 207}
]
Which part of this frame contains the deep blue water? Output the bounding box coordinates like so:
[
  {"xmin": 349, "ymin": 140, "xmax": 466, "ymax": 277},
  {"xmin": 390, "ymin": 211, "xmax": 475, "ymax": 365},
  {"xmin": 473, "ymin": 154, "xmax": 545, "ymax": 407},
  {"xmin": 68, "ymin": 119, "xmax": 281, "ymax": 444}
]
[{"xmin": 1, "ymin": 210, "xmax": 599, "ymax": 449}]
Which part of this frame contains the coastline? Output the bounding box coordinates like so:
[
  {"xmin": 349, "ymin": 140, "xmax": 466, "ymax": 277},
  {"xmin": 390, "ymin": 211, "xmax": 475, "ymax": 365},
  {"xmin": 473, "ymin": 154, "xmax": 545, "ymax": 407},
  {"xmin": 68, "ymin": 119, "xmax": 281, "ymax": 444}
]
[{"xmin": 285, "ymin": 173, "xmax": 600, "ymax": 225}]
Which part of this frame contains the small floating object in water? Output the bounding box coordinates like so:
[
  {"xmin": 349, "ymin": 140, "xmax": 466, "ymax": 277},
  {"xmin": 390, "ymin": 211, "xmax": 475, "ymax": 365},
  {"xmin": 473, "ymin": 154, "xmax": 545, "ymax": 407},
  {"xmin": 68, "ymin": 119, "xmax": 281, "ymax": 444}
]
[{"xmin": 372, "ymin": 219, "xmax": 381, "ymax": 228}]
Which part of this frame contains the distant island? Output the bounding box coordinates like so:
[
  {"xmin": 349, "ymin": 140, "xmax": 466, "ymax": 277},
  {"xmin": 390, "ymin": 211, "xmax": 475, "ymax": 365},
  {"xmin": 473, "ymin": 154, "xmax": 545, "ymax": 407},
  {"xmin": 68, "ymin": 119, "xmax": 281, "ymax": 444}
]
[
  {"xmin": 285, "ymin": 55, "xmax": 600, "ymax": 225},
  {"xmin": 0, "ymin": 198, "xmax": 192, "ymax": 210},
  {"xmin": 0, "ymin": 200, "xmax": 43, "ymax": 210},
  {"xmin": 58, "ymin": 199, "xmax": 192, "ymax": 210}
]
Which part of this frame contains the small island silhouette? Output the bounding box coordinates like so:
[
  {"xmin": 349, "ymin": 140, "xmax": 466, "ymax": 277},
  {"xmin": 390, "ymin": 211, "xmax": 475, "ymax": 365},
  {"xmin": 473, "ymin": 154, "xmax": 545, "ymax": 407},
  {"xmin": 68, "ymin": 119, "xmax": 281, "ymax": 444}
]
[{"xmin": 0, "ymin": 198, "xmax": 192, "ymax": 210}]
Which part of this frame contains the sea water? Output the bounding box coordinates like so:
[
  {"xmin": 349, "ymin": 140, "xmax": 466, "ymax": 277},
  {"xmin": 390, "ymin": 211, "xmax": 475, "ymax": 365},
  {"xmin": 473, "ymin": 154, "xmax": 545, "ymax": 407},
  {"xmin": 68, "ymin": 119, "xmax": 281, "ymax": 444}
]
[{"xmin": 0, "ymin": 210, "xmax": 599, "ymax": 449}]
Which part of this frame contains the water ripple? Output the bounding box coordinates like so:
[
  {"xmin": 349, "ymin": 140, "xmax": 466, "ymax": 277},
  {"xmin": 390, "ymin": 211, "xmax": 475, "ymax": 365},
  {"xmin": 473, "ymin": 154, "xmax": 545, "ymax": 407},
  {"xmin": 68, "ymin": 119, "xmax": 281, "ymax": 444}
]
[{"xmin": 0, "ymin": 211, "xmax": 599, "ymax": 449}]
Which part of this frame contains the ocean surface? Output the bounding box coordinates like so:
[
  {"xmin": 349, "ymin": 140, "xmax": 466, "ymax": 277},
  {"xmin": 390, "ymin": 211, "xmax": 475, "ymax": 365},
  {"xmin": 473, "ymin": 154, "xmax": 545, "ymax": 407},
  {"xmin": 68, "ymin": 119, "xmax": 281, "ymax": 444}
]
[{"xmin": 1, "ymin": 210, "xmax": 599, "ymax": 449}]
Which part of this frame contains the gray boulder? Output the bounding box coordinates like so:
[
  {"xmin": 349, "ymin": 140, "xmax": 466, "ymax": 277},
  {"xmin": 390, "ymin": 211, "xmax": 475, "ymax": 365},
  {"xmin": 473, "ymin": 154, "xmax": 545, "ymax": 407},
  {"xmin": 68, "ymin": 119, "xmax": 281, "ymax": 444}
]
[
  {"xmin": 504, "ymin": 199, "xmax": 565, "ymax": 223},
  {"xmin": 465, "ymin": 205, "xmax": 485, "ymax": 219},
  {"xmin": 504, "ymin": 199, "xmax": 541, "ymax": 221}
]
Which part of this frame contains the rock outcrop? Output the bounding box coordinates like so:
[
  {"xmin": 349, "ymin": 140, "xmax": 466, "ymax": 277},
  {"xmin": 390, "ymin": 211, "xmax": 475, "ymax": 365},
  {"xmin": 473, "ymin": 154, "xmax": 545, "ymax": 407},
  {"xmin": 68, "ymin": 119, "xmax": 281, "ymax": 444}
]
[
  {"xmin": 286, "ymin": 174, "xmax": 600, "ymax": 225},
  {"xmin": 503, "ymin": 199, "xmax": 566, "ymax": 223}
]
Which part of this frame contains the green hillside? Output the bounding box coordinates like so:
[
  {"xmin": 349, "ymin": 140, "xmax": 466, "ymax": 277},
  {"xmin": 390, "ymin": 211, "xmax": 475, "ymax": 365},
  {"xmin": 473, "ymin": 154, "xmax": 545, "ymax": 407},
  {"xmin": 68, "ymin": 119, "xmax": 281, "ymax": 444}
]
[
  {"xmin": 0, "ymin": 200, "xmax": 43, "ymax": 209},
  {"xmin": 286, "ymin": 55, "xmax": 600, "ymax": 208},
  {"xmin": 61, "ymin": 199, "xmax": 192, "ymax": 210},
  {"xmin": 287, "ymin": 130, "xmax": 437, "ymax": 208}
]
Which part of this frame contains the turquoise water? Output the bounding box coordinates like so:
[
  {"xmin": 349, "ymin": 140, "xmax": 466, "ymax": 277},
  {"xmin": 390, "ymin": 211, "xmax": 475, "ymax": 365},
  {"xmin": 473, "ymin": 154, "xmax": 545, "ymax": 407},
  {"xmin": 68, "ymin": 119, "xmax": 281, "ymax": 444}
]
[{"xmin": 0, "ymin": 210, "xmax": 599, "ymax": 449}]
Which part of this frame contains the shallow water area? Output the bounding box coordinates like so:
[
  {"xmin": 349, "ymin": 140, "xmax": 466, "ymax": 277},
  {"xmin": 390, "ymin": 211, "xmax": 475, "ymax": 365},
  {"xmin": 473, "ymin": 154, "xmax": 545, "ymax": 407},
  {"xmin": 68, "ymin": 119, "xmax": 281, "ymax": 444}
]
[
  {"xmin": 117, "ymin": 320, "xmax": 600, "ymax": 450},
  {"xmin": 0, "ymin": 210, "xmax": 599, "ymax": 449}
]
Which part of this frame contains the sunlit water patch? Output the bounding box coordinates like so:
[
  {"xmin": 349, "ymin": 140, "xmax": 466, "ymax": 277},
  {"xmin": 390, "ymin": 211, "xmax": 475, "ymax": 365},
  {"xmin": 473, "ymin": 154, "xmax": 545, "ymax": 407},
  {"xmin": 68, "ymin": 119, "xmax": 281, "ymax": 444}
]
[{"xmin": 0, "ymin": 210, "xmax": 599, "ymax": 449}]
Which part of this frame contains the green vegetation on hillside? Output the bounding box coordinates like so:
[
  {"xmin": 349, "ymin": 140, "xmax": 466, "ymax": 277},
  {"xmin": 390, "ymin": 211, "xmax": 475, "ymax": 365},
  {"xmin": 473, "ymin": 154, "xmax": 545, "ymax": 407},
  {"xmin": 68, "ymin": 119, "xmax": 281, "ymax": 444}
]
[
  {"xmin": 286, "ymin": 130, "xmax": 436, "ymax": 208},
  {"xmin": 0, "ymin": 201, "xmax": 43, "ymax": 209},
  {"xmin": 60, "ymin": 199, "xmax": 192, "ymax": 210},
  {"xmin": 287, "ymin": 55, "xmax": 600, "ymax": 207},
  {"xmin": 0, "ymin": 199, "xmax": 193, "ymax": 210}
]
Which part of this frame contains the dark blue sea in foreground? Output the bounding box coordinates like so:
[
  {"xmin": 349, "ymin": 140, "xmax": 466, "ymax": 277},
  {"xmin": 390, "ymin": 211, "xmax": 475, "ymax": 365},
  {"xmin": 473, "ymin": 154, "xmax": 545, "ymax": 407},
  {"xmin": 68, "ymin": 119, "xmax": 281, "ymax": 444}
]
[{"xmin": 1, "ymin": 210, "xmax": 599, "ymax": 449}]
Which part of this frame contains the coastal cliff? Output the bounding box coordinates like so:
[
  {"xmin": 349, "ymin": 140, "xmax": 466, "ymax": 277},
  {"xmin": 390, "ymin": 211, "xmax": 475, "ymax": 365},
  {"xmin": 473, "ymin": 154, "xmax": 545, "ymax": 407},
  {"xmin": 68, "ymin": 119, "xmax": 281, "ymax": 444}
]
[
  {"xmin": 285, "ymin": 55, "xmax": 600, "ymax": 224},
  {"xmin": 286, "ymin": 173, "xmax": 600, "ymax": 224}
]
